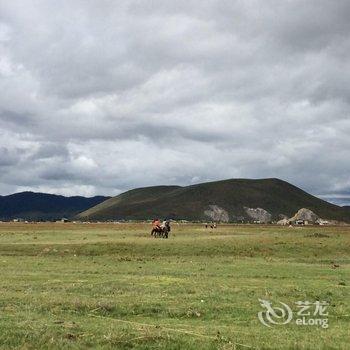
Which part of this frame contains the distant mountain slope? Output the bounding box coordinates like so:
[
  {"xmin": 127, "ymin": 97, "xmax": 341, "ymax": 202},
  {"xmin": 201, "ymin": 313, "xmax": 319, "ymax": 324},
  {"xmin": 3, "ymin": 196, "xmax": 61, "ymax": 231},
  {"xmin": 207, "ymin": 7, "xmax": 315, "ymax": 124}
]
[
  {"xmin": 0, "ymin": 192, "xmax": 110, "ymax": 220},
  {"xmin": 77, "ymin": 178, "xmax": 350, "ymax": 222}
]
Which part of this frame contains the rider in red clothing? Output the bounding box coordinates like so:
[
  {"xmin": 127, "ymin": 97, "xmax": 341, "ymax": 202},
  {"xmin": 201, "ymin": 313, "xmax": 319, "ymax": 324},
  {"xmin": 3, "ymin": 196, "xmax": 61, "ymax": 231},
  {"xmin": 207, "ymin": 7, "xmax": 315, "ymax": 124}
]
[{"xmin": 152, "ymin": 218, "xmax": 161, "ymax": 230}]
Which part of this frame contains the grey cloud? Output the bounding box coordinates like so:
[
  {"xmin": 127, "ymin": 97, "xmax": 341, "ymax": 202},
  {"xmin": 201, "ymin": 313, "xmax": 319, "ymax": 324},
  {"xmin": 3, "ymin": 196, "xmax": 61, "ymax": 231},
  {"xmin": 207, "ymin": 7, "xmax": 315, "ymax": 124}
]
[
  {"xmin": 0, "ymin": 146, "xmax": 21, "ymax": 166},
  {"xmin": 0, "ymin": 0, "xmax": 349, "ymax": 201},
  {"xmin": 0, "ymin": 110, "xmax": 35, "ymax": 129},
  {"xmin": 32, "ymin": 142, "xmax": 69, "ymax": 160}
]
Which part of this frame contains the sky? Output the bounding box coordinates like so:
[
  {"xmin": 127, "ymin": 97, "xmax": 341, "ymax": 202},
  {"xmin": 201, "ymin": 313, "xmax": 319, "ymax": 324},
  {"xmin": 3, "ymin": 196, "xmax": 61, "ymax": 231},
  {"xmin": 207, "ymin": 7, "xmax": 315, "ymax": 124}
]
[{"xmin": 0, "ymin": 0, "xmax": 350, "ymax": 205}]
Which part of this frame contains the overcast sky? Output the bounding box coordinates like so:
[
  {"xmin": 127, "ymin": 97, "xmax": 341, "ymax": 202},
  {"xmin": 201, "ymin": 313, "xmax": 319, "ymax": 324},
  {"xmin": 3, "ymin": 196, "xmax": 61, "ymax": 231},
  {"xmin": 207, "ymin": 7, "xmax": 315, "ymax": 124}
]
[{"xmin": 0, "ymin": 1, "xmax": 350, "ymax": 205}]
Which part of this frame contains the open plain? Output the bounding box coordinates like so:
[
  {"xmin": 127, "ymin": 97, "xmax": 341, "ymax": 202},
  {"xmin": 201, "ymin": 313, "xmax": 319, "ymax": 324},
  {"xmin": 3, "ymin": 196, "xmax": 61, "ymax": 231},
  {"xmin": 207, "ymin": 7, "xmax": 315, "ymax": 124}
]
[{"xmin": 0, "ymin": 222, "xmax": 349, "ymax": 349}]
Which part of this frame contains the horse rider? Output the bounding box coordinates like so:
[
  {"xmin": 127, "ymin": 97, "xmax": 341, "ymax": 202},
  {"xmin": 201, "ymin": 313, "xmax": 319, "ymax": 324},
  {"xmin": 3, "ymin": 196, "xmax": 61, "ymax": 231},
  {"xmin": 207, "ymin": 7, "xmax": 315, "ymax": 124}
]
[{"xmin": 152, "ymin": 218, "xmax": 161, "ymax": 232}]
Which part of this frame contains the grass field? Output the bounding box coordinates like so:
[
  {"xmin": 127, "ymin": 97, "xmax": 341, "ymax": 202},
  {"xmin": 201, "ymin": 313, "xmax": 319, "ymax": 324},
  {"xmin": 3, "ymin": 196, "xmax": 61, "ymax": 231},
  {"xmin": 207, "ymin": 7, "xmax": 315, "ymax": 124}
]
[{"xmin": 0, "ymin": 222, "xmax": 349, "ymax": 349}]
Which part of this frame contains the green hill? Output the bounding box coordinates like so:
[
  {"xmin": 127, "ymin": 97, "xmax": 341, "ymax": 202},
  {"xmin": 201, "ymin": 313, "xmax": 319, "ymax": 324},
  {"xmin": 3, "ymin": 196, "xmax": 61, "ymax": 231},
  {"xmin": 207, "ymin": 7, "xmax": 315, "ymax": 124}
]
[{"xmin": 77, "ymin": 178, "xmax": 350, "ymax": 222}]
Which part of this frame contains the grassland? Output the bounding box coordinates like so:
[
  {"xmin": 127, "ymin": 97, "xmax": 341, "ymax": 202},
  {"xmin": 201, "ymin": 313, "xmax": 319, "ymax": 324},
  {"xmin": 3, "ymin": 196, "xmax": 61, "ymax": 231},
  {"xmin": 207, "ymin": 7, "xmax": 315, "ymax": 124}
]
[{"xmin": 0, "ymin": 222, "xmax": 349, "ymax": 349}]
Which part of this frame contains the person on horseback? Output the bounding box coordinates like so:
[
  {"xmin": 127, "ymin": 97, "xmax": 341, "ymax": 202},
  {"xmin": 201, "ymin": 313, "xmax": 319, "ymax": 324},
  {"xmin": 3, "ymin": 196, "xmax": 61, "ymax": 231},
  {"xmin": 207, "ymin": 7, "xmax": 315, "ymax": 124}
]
[
  {"xmin": 153, "ymin": 218, "xmax": 161, "ymax": 230},
  {"xmin": 151, "ymin": 218, "xmax": 162, "ymax": 236}
]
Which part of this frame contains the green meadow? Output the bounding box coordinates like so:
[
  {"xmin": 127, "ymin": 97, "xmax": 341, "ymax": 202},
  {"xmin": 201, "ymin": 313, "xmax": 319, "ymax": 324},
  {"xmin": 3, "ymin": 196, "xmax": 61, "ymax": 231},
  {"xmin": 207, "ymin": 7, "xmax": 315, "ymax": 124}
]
[{"xmin": 0, "ymin": 222, "xmax": 349, "ymax": 349}]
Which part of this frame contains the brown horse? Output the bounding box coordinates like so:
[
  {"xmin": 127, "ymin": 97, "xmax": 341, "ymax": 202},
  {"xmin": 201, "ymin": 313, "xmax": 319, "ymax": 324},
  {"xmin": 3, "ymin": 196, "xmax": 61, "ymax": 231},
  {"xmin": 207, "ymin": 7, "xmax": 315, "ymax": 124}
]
[{"xmin": 151, "ymin": 222, "xmax": 170, "ymax": 238}]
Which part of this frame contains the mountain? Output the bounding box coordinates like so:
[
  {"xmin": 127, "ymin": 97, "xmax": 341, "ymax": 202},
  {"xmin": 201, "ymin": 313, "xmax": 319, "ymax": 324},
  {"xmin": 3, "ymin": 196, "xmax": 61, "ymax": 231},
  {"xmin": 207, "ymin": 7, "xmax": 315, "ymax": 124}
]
[
  {"xmin": 0, "ymin": 192, "xmax": 110, "ymax": 221},
  {"xmin": 77, "ymin": 178, "xmax": 350, "ymax": 223}
]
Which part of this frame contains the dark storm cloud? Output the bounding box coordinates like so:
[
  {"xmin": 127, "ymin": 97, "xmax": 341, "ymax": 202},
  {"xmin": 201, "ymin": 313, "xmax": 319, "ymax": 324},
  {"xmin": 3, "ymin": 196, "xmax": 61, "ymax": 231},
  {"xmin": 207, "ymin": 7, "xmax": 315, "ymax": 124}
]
[{"xmin": 0, "ymin": 0, "xmax": 349, "ymax": 201}]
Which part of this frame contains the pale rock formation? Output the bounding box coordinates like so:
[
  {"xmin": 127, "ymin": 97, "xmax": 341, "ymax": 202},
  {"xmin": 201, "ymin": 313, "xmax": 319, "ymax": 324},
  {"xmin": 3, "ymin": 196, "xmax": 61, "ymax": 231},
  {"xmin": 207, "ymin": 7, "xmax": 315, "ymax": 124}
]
[
  {"xmin": 204, "ymin": 205, "xmax": 229, "ymax": 222},
  {"xmin": 289, "ymin": 208, "xmax": 319, "ymax": 223},
  {"xmin": 277, "ymin": 218, "xmax": 289, "ymax": 225},
  {"xmin": 244, "ymin": 207, "xmax": 272, "ymax": 223}
]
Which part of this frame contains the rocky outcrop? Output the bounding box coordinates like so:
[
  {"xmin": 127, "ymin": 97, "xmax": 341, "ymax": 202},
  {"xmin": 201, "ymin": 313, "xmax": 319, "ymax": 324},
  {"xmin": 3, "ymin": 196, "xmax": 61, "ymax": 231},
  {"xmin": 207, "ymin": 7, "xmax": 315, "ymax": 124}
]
[
  {"xmin": 289, "ymin": 208, "xmax": 319, "ymax": 223},
  {"xmin": 244, "ymin": 207, "xmax": 272, "ymax": 223},
  {"xmin": 204, "ymin": 205, "xmax": 229, "ymax": 222},
  {"xmin": 277, "ymin": 218, "xmax": 290, "ymax": 225}
]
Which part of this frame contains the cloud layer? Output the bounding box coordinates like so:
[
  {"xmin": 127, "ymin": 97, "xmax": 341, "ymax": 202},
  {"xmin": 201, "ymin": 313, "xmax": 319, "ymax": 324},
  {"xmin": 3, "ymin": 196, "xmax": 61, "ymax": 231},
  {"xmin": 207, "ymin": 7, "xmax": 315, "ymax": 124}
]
[{"xmin": 0, "ymin": 0, "xmax": 349, "ymax": 204}]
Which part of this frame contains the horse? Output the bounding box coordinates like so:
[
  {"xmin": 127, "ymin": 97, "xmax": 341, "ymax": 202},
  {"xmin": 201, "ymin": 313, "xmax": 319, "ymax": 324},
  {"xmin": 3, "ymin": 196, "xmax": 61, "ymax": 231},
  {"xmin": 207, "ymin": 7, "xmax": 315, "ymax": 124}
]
[{"xmin": 151, "ymin": 222, "xmax": 171, "ymax": 238}]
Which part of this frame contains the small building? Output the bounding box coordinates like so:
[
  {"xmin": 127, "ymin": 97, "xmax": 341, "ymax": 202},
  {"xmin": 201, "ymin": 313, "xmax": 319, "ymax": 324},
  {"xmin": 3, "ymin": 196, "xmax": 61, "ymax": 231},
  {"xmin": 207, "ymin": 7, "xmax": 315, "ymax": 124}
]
[
  {"xmin": 295, "ymin": 219, "xmax": 309, "ymax": 225},
  {"xmin": 13, "ymin": 218, "xmax": 24, "ymax": 223},
  {"xmin": 317, "ymin": 219, "xmax": 329, "ymax": 226}
]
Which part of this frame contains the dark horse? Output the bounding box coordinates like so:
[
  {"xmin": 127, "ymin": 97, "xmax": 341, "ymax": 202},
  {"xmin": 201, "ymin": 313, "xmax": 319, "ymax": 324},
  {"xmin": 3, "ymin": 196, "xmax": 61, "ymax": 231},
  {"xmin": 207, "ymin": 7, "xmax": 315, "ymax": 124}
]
[{"xmin": 151, "ymin": 222, "xmax": 171, "ymax": 238}]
